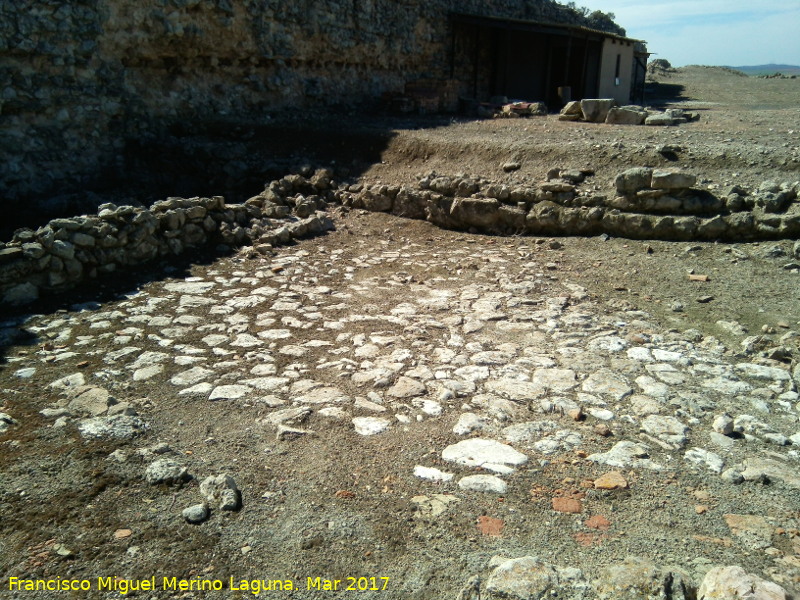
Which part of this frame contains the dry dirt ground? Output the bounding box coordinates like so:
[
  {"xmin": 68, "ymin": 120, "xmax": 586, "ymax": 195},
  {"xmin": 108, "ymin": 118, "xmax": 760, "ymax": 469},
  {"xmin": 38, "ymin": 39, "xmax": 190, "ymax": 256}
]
[{"xmin": 1, "ymin": 67, "xmax": 800, "ymax": 600}]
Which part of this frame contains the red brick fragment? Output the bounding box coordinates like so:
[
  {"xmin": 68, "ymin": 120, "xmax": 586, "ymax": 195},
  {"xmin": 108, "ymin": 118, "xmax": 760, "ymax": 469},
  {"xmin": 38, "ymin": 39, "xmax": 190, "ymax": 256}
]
[{"xmin": 552, "ymin": 497, "xmax": 583, "ymax": 514}]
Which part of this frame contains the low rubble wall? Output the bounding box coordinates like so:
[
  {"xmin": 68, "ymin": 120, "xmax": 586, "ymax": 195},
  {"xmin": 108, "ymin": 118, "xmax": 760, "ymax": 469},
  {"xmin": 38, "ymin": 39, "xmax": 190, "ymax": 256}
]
[
  {"xmin": 335, "ymin": 169, "xmax": 800, "ymax": 241},
  {"xmin": 3, "ymin": 166, "xmax": 798, "ymax": 306},
  {"xmin": 0, "ymin": 169, "xmax": 337, "ymax": 306}
]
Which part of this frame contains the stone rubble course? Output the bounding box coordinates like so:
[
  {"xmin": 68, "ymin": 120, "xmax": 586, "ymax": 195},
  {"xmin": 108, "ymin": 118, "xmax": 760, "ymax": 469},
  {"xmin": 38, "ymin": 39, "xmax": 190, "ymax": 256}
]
[
  {"xmin": 458, "ymin": 556, "xmax": 793, "ymax": 599},
  {"xmin": 335, "ymin": 169, "xmax": 799, "ymax": 243},
  {"xmin": 1, "ymin": 209, "xmax": 798, "ymax": 598},
  {"xmin": 3, "ymin": 166, "xmax": 798, "ymax": 306},
  {"xmin": 698, "ymin": 565, "xmax": 789, "ymax": 599},
  {"xmin": 1, "ymin": 188, "xmax": 335, "ymax": 305}
]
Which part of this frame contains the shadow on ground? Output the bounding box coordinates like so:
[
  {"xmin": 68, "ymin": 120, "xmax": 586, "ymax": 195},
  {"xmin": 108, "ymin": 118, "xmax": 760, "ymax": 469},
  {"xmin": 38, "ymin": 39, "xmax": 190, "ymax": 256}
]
[
  {"xmin": 2, "ymin": 112, "xmax": 463, "ymax": 240},
  {"xmin": 645, "ymin": 81, "xmax": 690, "ymax": 107}
]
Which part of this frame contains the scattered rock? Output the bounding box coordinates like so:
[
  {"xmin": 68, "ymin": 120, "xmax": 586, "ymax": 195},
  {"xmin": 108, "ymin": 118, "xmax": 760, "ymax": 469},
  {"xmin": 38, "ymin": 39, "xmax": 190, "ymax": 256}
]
[
  {"xmin": 476, "ymin": 515, "xmax": 504, "ymax": 537},
  {"xmin": 411, "ymin": 494, "xmax": 460, "ymax": 518},
  {"xmin": 458, "ymin": 475, "xmax": 508, "ymax": 494},
  {"xmin": 77, "ymin": 415, "xmax": 147, "ymax": 439},
  {"xmin": 352, "ymin": 416, "xmax": 390, "ymax": 436},
  {"xmin": 413, "ymin": 466, "xmax": 454, "ymax": 482},
  {"xmin": 698, "ymin": 565, "xmax": 787, "ymax": 599},
  {"xmin": 552, "ymin": 497, "xmax": 582, "ymax": 514},
  {"xmin": 594, "ymin": 471, "xmax": 628, "ymax": 490},
  {"xmin": 712, "ymin": 414, "xmax": 734, "ymax": 435},
  {"xmin": 588, "ymin": 441, "xmax": 663, "ymax": 471},
  {"xmin": 200, "ymin": 474, "xmax": 241, "ymax": 511},
  {"xmin": 182, "ymin": 504, "xmax": 210, "ymax": 524},
  {"xmin": 442, "ymin": 438, "xmax": 528, "ymax": 474},
  {"xmin": 145, "ymin": 459, "xmax": 190, "ymax": 485},
  {"xmin": 0, "ymin": 412, "xmax": 19, "ymax": 433}
]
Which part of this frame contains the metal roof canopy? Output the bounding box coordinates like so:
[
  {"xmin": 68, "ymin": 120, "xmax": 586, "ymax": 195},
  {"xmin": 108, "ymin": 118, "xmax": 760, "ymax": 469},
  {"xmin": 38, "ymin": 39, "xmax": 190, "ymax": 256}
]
[{"xmin": 450, "ymin": 12, "xmax": 645, "ymax": 45}]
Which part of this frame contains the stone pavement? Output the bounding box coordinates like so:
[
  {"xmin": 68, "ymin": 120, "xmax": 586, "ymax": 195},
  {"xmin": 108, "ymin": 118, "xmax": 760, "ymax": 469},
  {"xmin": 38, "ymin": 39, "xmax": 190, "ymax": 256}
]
[{"xmin": 2, "ymin": 211, "xmax": 799, "ymax": 598}]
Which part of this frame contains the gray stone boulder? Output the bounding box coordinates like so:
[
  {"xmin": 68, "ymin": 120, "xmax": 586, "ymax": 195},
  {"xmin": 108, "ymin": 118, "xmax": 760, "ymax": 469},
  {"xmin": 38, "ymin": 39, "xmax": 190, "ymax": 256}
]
[
  {"xmin": 646, "ymin": 113, "xmax": 674, "ymax": 126},
  {"xmin": 606, "ymin": 106, "xmax": 647, "ymax": 125},
  {"xmin": 615, "ymin": 167, "xmax": 654, "ymax": 195},
  {"xmin": 2, "ymin": 282, "xmax": 39, "ymax": 305},
  {"xmin": 651, "ymin": 170, "xmax": 697, "ymax": 191},
  {"xmin": 199, "ymin": 474, "xmax": 241, "ymax": 510},
  {"xmin": 581, "ymin": 99, "xmax": 617, "ymax": 123}
]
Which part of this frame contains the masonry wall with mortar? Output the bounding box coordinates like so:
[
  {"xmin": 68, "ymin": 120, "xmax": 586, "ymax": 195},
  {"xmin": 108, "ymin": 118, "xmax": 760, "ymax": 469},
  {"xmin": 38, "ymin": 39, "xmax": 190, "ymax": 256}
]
[{"xmin": 1, "ymin": 0, "xmax": 597, "ymax": 207}]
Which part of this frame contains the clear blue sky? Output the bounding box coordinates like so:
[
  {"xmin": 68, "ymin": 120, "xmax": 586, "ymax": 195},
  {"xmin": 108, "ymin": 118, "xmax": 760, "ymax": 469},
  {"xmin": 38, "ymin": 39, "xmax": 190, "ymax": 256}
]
[{"xmin": 572, "ymin": 0, "xmax": 800, "ymax": 67}]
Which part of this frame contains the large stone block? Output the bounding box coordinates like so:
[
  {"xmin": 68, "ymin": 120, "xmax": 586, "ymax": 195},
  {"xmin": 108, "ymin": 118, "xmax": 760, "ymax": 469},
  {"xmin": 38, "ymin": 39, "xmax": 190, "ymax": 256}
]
[
  {"xmin": 580, "ymin": 99, "xmax": 617, "ymax": 123},
  {"xmin": 651, "ymin": 170, "xmax": 696, "ymax": 190},
  {"xmin": 615, "ymin": 167, "xmax": 653, "ymax": 195},
  {"xmin": 605, "ymin": 106, "xmax": 647, "ymax": 125},
  {"xmin": 645, "ymin": 113, "xmax": 674, "ymax": 126},
  {"xmin": 449, "ymin": 197, "xmax": 500, "ymax": 229}
]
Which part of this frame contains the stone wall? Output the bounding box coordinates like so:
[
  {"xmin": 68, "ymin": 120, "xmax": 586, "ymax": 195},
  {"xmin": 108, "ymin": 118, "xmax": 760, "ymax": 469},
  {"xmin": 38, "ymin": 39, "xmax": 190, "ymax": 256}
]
[
  {"xmin": 1, "ymin": 0, "xmax": 599, "ymax": 207},
  {"xmin": 335, "ymin": 169, "xmax": 800, "ymax": 241},
  {"xmin": 4, "ymin": 165, "xmax": 798, "ymax": 306},
  {"xmin": 0, "ymin": 168, "xmax": 337, "ymax": 305}
]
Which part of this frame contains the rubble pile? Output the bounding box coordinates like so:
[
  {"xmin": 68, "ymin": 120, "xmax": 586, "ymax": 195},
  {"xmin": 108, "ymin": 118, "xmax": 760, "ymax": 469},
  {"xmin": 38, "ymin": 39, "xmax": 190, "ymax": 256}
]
[{"xmin": 560, "ymin": 99, "xmax": 700, "ymax": 126}]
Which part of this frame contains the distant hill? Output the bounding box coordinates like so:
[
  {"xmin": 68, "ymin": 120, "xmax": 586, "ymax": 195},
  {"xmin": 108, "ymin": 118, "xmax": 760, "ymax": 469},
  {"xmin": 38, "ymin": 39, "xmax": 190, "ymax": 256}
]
[{"xmin": 729, "ymin": 64, "xmax": 800, "ymax": 76}]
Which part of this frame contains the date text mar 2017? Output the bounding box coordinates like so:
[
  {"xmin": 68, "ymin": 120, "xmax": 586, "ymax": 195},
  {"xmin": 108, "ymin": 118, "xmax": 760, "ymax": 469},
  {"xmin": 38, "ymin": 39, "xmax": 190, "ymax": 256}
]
[{"xmin": 307, "ymin": 577, "xmax": 390, "ymax": 591}]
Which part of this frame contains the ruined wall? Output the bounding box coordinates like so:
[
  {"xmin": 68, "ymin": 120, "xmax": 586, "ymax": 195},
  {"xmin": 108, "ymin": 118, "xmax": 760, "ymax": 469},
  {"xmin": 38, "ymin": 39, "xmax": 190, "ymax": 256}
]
[
  {"xmin": 1, "ymin": 0, "xmax": 596, "ymax": 207},
  {"xmin": 4, "ymin": 166, "xmax": 798, "ymax": 306},
  {"xmin": 0, "ymin": 167, "xmax": 338, "ymax": 305}
]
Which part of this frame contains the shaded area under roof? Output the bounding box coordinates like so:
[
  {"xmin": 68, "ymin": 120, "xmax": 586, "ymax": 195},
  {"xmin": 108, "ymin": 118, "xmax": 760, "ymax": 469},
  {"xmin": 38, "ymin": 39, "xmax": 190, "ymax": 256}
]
[{"xmin": 451, "ymin": 12, "xmax": 645, "ymax": 45}]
